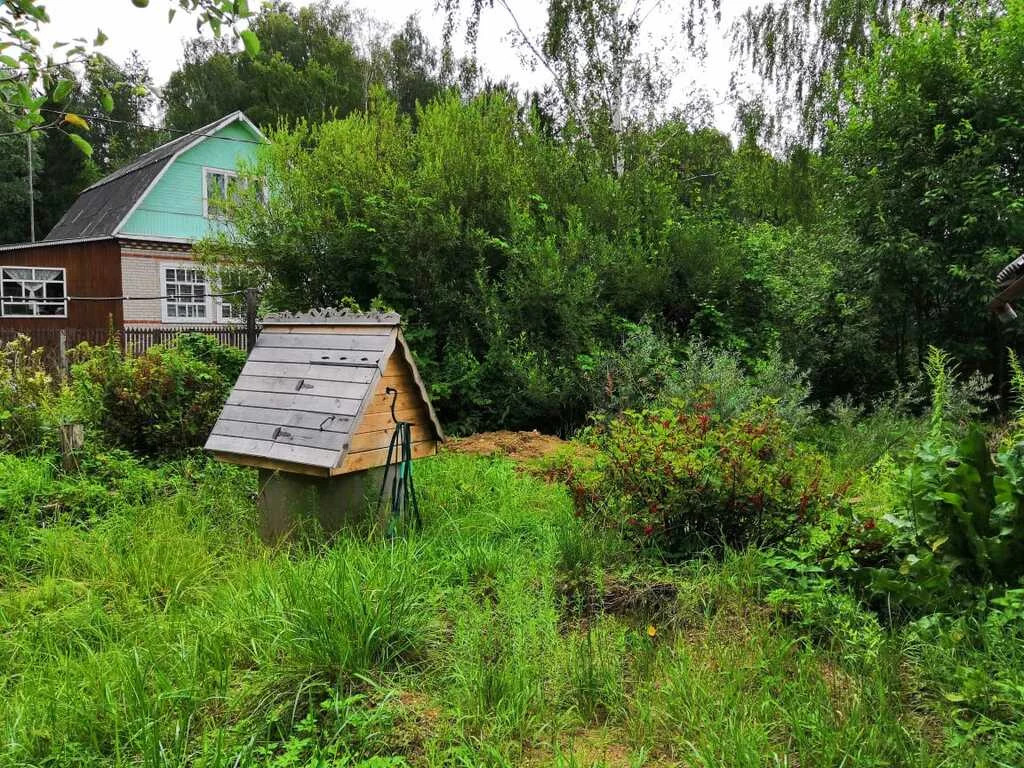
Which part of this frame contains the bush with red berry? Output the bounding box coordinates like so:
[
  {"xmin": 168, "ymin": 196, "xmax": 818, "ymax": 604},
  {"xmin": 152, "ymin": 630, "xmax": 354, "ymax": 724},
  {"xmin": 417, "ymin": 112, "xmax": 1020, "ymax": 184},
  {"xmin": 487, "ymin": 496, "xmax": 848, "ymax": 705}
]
[{"xmin": 572, "ymin": 398, "xmax": 847, "ymax": 557}]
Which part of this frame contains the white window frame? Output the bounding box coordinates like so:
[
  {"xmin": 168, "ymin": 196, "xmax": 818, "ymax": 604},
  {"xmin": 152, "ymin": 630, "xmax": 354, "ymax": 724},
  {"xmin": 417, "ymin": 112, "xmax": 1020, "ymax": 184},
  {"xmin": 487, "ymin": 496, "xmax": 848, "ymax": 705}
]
[
  {"xmin": 1, "ymin": 265, "xmax": 68, "ymax": 318},
  {"xmin": 160, "ymin": 262, "xmax": 211, "ymax": 324},
  {"xmin": 202, "ymin": 166, "xmax": 238, "ymax": 219},
  {"xmin": 217, "ymin": 296, "xmax": 242, "ymax": 323}
]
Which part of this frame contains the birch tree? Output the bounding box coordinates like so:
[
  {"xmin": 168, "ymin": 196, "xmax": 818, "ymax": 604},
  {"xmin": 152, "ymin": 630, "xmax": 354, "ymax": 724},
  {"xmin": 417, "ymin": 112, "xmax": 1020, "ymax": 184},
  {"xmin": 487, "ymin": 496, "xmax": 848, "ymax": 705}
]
[{"xmin": 441, "ymin": 0, "xmax": 721, "ymax": 175}]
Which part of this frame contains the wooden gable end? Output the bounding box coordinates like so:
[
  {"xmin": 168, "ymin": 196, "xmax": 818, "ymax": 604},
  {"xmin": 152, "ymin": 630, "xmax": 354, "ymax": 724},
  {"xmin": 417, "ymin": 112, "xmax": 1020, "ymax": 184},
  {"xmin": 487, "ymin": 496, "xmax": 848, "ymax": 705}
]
[
  {"xmin": 339, "ymin": 341, "xmax": 440, "ymax": 473},
  {"xmin": 206, "ymin": 317, "xmax": 442, "ymax": 476}
]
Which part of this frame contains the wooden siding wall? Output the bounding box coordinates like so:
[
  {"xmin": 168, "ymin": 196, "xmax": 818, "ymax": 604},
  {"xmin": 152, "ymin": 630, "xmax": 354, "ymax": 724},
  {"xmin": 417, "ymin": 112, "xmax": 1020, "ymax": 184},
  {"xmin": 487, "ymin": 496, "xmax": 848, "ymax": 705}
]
[
  {"xmin": 0, "ymin": 240, "xmax": 123, "ymax": 333},
  {"xmin": 119, "ymin": 121, "xmax": 263, "ymax": 241},
  {"xmin": 339, "ymin": 349, "xmax": 438, "ymax": 473}
]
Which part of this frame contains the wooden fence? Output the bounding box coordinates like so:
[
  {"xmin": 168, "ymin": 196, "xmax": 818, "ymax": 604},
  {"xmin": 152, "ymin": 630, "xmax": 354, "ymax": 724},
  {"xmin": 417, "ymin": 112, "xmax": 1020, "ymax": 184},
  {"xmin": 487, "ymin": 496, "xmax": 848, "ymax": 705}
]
[
  {"xmin": 122, "ymin": 326, "xmax": 253, "ymax": 355},
  {"xmin": 1, "ymin": 325, "xmax": 258, "ymax": 371}
]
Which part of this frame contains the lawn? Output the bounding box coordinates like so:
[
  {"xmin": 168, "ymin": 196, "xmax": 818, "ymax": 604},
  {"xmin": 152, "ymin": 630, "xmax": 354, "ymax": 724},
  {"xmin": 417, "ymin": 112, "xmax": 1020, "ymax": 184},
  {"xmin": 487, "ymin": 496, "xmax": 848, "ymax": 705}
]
[{"xmin": 1, "ymin": 450, "xmax": 948, "ymax": 767}]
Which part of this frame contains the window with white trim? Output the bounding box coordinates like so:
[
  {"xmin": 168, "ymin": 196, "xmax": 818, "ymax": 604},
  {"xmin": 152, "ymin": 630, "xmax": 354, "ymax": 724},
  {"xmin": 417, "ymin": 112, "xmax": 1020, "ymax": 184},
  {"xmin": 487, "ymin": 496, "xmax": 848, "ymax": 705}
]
[
  {"xmin": 217, "ymin": 296, "xmax": 242, "ymax": 323},
  {"xmin": 204, "ymin": 167, "xmax": 267, "ymax": 218},
  {"xmin": 204, "ymin": 168, "xmax": 237, "ymax": 218},
  {"xmin": 1, "ymin": 266, "xmax": 67, "ymax": 317},
  {"xmin": 161, "ymin": 265, "xmax": 209, "ymax": 322}
]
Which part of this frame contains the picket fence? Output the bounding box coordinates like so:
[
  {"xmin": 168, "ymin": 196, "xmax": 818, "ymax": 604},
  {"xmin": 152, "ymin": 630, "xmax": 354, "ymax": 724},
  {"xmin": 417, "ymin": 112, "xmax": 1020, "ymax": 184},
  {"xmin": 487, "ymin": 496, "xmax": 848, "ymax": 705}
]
[{"xmin": 0, "ymin": 326, "xmax": 256, "ymax": 370}]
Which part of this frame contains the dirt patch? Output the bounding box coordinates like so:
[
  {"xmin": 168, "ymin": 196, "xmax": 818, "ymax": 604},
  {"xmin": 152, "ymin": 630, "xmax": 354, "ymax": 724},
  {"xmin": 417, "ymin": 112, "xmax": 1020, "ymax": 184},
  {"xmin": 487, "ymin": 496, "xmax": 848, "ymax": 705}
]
[
  {"xmin": 523, "ymin": 728, "xmax": 678, "ymax": 768},
  {"xmin": 445, "ymin": 430, "xmax": 569, "ymax": 461},
  {"xmin": 557, "ymin": 575, "xmax": 679, "ymax": 628}
]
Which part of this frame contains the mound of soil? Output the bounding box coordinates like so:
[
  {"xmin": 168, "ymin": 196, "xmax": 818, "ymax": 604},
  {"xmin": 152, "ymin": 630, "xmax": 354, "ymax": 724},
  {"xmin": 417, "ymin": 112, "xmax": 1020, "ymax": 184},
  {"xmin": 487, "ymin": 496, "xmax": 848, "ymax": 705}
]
[{"xmin": 445, "ymin": 430, "xmax": 568, "ymax": 461}]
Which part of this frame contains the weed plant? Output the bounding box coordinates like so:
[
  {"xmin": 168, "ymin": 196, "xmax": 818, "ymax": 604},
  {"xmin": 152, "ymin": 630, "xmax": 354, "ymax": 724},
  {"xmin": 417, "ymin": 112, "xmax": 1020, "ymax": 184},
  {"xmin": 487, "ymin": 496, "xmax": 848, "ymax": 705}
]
[{"xmin": 0, "ymin": 449, "xmax": 982, "ymax": 767}]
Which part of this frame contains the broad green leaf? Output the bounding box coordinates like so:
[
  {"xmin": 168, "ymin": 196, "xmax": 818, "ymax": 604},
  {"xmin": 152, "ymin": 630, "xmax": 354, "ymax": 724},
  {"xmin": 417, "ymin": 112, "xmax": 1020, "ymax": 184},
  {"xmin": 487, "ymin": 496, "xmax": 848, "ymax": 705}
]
[
  {"xmin": 240, "ymin": 29, "xmax": 259, "ymax": 57},
  {"xmin": 68, "ymin": 133, "xmax": 94, "ymax": 157},
  {"xmin": 52, "ymin": 78, "xmax": 73, "ymax": 103}
]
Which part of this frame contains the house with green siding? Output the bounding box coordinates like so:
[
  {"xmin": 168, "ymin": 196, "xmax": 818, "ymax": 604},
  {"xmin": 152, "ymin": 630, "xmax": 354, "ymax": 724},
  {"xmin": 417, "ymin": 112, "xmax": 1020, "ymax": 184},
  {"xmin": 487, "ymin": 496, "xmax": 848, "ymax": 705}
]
[{"xmin": 0, "ymin": 112, "xmax": 265, "ymax": 332}]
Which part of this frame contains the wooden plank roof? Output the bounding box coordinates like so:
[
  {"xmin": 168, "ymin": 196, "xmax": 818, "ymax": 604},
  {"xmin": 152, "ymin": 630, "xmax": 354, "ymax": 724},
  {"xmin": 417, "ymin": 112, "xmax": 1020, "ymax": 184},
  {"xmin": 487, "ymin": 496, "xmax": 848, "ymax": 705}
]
[{"xmin": 204, "ymin": 311, "xmax": 443, "ymax": 475}]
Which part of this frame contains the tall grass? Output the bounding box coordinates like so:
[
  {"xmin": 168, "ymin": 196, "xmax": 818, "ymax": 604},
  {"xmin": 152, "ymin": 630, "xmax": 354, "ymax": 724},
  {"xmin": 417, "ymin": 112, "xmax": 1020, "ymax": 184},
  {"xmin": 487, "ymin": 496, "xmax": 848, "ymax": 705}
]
[{"xmin": 0, "ymin": 450, "xmax": 968, "ymax": 766}]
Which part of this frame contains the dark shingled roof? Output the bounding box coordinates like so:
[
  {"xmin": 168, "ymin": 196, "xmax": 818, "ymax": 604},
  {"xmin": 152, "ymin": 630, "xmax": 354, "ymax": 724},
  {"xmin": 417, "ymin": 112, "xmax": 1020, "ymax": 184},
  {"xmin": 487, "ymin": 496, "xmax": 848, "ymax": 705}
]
[{"xmin": 45, "ymin": 112, "xmax": 254, "ymax": 241}]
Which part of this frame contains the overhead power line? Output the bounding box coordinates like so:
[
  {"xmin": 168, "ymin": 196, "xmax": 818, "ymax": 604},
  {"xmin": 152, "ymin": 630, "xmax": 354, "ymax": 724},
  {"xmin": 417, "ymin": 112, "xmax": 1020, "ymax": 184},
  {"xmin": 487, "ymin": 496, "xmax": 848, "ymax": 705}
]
[{"xmin": 35, "ymin": 108, "xmax": 268, "ymax": 146}]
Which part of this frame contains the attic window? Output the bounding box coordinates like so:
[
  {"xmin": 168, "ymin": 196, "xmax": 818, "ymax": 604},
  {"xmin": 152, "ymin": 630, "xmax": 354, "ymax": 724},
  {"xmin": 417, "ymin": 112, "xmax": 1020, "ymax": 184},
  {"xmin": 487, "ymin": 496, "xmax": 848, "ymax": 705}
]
[
  {"xmin": 205, "ymin": 167, "xmax": 266, "ymax": 218},
  {"xmin": 1, "ymin": 266, "xmax": 67, "ymax": 317},
  {"xmin": 204, "ymin": 168, "xmax": 239, "ymax": 218}
]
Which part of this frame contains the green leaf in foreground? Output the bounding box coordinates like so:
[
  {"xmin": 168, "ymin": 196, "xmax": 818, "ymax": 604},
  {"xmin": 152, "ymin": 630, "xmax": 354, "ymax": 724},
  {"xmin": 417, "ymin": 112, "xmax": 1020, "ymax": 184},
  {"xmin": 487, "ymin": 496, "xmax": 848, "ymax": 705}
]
[
  {"xmin": 68, "ymin": 133, "xmax": 93, "ymax": 157},
  {"xmin": 240, "ymin": 29, "xmax": 259, "ymax": 57},
  {"xmin": 52, "ymin": 78, "xmax": 74, "ymax": 103}
]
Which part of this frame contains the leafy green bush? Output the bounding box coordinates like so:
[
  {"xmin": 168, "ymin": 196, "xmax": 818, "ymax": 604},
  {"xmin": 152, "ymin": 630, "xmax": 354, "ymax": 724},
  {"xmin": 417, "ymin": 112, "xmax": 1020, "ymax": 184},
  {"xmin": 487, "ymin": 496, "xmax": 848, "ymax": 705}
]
[
  {"xmin": 665, "ymin": 337, "xmax": 814, "ymax": 427},
  {"xmin": 579, "ymin": 319, "xmax": 680, "ymax": 415},
  {"xmin": 582, "ymin": 325, "xmax": 815, "ymax": 430},
  {"xmin": 71, "ymin": 339, "xmax": 232, "ymax": 458},
  {"xmin": 173, "ymin": 332, "xmax": 246, "ymax": 383},
  {"xmin": 834, "ymin": 349, "xmax": 1024, "ymax": 614},
  {"xmin": 575, "ymin": 399, "xmax": 843, "ymax": 557},
  {"xmin": 863, "ymin": 429, "xmax": 1024, "ymax": 613},
  {"xmin": 0, "ymin": 335, "xmax": 55, "ymax": 454}
]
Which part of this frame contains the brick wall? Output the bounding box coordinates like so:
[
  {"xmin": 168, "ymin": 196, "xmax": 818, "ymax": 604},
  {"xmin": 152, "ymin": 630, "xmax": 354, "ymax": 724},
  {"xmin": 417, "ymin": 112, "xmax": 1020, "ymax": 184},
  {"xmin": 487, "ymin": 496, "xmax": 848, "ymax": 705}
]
[
  {"xmin": 120, "ymin": 254, "xmax": 166, "ymax": 323},
  {"xmin": 119, "ymin": 243, "xmax": 239, "ymax": 326}
]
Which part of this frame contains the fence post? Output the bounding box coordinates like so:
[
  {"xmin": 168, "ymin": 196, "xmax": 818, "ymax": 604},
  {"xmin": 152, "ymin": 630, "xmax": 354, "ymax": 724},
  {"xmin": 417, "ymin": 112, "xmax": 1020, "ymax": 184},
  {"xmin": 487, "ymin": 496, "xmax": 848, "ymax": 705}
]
[
  {"xmin": 245, "ymin": 288, "xmax": 258, "ymax": 353},
  {"xmin": 58, "ymin": 329, "xmax": 68, "ymax": 381},
  {"xmin": 59, "ymin": 423, "xmax": 84, "ymax": 473}
]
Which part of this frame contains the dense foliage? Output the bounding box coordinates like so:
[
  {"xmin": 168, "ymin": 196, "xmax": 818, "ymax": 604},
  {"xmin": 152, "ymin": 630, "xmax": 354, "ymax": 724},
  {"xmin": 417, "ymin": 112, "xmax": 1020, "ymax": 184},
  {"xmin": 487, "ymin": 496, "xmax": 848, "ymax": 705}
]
[
  {"xmin": 70, "ymin": 336, "xmax": 242, "ymax": 457},
  {"xmin": 204, "ymin": 93, "xmax": 835, "ymax": 432},
  {"xmin": 196, "ymin": 4, "xmax": 1022, "ymax": 434},
  {"xmin": 164, "ymin": 5, "xmax": 445, "ymax": 132},
  {"xmin": 828, "ymin": 3, "xmax": 1024, "ymax": 383},
  {"xmin": 0, "ymin": 335, "xmax": 54, "ymax": 453},
  {"xmin": 1, "ymin": 334, "xmax": 241, "ymax": 462},
  {"xmin": 574, "ymin": 401, "xmax": 839, "ymax": 556}
]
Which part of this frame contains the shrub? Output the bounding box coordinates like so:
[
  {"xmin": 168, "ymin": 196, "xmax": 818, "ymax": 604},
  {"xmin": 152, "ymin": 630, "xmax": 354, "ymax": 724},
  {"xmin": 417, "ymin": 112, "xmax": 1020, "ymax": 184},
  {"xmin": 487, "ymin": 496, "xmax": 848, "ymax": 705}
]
[
  {"xmin": 71, "ymin": 339, "xmax": 232, "ymax": 457},
  {"xmin": 841, "ymin": 348, "xmax": 1024, "ymax": 614},
  {"xmin": 665, "ymin": 337, "xmax": 814, "ymax": 427},
  {"xmin": 579, "ymin": 319, "xmax": 679, "ymax": 415},
  {"xmin": 0, "ymin": 335, "xmax": 55, "ymax": 454},
  {"xmin": 581, "ymin": 327, "xmax": 815, "ymax": 428},
  {"xmin": 575, "ymin": 399, "xmax": 843, "ymax": 557},
  {"xmin": 174, "ymin": 332, "xmax": 246, "ymax": 382},
  {"xmin": 862, "ymin": 428, "xmax": 1024, "ymax": 613}
]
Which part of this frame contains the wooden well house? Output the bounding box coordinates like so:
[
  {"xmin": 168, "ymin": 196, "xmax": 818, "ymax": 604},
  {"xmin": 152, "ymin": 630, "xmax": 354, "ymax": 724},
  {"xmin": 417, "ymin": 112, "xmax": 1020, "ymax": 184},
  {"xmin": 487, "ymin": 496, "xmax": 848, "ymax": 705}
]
[{"xmin": 204, "ymin": 309, "xmax": 444, "ymax": 539}]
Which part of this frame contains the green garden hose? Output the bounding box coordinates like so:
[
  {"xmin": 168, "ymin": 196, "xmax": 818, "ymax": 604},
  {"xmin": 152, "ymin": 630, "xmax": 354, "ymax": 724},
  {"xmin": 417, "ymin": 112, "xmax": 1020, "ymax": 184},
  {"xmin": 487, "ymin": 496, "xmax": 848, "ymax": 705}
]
[{"xmin": 376, "ymin": 387, "xmax": 421, "ymax": 537}]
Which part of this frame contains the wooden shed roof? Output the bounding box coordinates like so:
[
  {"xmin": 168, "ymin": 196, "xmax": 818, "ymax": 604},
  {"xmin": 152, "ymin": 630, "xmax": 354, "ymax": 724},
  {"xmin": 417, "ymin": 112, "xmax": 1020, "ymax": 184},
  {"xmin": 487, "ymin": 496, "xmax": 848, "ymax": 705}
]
[{"xmin": 204, "ymin": 310, "xmax": 443, "ymax": 475}]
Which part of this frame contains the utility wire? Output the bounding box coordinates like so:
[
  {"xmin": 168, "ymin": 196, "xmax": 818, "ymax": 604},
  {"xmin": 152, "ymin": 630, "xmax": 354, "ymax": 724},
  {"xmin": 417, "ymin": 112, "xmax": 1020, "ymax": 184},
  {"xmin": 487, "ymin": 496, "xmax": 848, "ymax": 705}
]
[
  {"xmin": 60, "ymin": 290, "xmax": 248, "ymax": 301},
  {"xmin": 35, "ymin": 108, "xmax": 268, "ymax": 146},
  {"xmin": 1, "ymin": 290, "xmax": 249, "ymax": 303}
]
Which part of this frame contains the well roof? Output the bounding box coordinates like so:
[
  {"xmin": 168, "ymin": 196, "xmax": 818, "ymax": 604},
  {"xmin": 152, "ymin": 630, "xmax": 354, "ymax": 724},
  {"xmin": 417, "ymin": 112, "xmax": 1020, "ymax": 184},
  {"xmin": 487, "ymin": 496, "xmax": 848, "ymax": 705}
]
[{"xmin": 205, "ymin": 311, "xmax": 443, "ymax": 474}]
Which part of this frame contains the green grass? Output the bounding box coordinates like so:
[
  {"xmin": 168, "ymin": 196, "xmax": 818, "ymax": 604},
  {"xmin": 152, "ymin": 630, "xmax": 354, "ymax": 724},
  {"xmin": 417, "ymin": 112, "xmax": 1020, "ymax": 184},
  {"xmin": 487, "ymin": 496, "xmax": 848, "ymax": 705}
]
[{"xmin": 0, "ymin": 450, "xmax": 991, "ymax": 767}]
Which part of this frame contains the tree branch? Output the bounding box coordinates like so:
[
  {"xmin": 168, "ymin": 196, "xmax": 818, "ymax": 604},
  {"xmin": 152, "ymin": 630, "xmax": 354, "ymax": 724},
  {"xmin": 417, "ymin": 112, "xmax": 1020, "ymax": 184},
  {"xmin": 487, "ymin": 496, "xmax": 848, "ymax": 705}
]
[{"xmin": 493, "ymin": 0, "xmax": 589, "ymax": 134}]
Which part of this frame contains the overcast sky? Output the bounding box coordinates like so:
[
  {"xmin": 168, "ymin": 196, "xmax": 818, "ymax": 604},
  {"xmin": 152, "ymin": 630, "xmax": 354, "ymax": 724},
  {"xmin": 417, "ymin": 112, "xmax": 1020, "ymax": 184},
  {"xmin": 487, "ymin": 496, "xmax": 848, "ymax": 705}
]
[{"xmin": 35, "ymin": 0, "xmax": 756, "ymax": 134}]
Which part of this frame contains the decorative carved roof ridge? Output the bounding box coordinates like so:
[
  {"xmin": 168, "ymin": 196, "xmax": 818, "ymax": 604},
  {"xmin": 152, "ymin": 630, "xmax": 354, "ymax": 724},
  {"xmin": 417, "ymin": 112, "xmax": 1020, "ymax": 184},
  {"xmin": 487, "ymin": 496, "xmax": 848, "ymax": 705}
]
[{"xmin": 261, "ymin": 307, "xmax": 402, "ymax": 326}]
